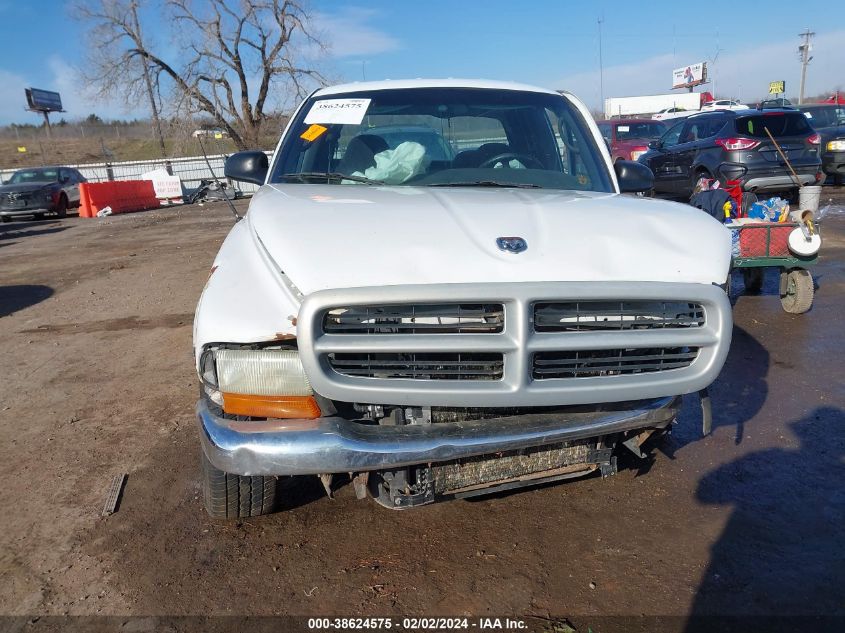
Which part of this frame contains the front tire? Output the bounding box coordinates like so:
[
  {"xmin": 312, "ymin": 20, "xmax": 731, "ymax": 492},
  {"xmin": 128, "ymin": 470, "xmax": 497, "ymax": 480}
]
[
  {"xmin": 780, "ymin": 269, "xmax": 814, "ymax": 314},
  {"xmin": 56, "ymin": 195, "xmax": 68, "ymax": 218},
  {"xmin": 201, "ymin": 450, "xmax": 278, "ymax": 518}
]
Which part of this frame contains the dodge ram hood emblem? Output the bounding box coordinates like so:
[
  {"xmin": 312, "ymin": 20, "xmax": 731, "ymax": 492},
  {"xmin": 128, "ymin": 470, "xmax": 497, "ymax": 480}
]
[{"xmin": 496, "ymin": 236, "xmax": 527, "ymax": 254}]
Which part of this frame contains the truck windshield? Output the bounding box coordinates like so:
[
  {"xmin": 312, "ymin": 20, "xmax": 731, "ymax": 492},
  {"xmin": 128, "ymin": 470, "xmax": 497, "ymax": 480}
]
[{"xmin": 271, "ymin": 87, "xmax": 614, "ymax": 192}]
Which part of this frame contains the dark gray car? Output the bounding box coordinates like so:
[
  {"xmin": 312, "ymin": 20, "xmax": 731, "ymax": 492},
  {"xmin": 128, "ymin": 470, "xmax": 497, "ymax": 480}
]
[
  {"xmin": 799, "ymin": 104, "xmax": 845, "ymax": 185},
  {"xmin": 639, "ymin": 109, "xmax": 822, "ymax": 197},
  {"xmin": 0, "ymin": 166, "xmax": 86, "ymax": 222}
]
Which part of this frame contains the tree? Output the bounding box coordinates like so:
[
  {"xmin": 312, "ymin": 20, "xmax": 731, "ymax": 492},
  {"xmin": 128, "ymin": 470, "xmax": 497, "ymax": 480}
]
[{"xmin": 76, "ymin": 0, "xmax": 328, "ymax": 149}]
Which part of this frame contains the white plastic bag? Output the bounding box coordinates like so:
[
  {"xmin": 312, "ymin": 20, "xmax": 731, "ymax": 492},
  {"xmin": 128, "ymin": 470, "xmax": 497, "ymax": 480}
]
[
  {"xmin": 817, "ymin": 204, "xmax": 845, "ymax": 221},
  {"xmin": 351, "ymin": 141, "xmax": 426, "ymax": 185},
  {"xmin": 96, "ymin": 206, "xmax": 113, "ymax": 217}
]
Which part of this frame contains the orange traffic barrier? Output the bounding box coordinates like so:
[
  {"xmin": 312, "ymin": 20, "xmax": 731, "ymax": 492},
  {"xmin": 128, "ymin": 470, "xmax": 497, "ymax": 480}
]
[{"xmin": 78, "ymin": 181, "xmax": 161, "ymax": 218}]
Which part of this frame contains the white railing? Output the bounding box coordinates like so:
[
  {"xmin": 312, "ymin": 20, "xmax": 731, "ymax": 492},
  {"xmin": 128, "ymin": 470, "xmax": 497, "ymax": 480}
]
[{"xmin": 0, "ymin": 151, "xmax": 274, "ymax": 196}]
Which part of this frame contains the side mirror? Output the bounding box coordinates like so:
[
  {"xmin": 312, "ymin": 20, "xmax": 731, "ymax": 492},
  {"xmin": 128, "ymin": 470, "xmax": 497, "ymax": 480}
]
[
  {"xmin": 615, "ymin": 160, "xmax": 654, "ymax": 193},
  {"xmin": 648, "ymin": 139, "xmax": 663, "ymax": 150},
  {"xmin": 224, "ymin": 150, "xmax": 269, "ymax": 185}
]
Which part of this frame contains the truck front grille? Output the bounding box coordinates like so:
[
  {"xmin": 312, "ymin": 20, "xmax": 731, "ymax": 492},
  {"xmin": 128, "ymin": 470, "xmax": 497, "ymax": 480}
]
[
  {"xmin": 328, "ymin": 352, "xmax": 504, "ymax": 380},
  {"xmin": 534, "ymin": 301, "xmax": 704, "ymax": 332},
  {"xmin": 324, "ymin": 303, "xmax": 504, "ymax": 334},
  {"xmin": 533, "ymin": 347, "xmax": 699, "ymax": 379},
  {"xmin": 297, "ymin": 282, "xmax": 731, "ymax": 407}
]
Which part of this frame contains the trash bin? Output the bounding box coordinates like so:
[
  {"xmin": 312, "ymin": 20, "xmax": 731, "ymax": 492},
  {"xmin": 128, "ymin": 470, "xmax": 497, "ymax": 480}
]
[{"xmin": 799, "ymin": 185, "xmax": 822, "ymax": 213}]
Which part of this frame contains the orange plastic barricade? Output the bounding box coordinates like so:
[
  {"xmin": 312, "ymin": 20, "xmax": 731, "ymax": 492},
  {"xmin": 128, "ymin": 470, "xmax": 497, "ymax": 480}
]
[{"xmin": 78, "ymin": 181, "xmax": 161, "ymax": 217}]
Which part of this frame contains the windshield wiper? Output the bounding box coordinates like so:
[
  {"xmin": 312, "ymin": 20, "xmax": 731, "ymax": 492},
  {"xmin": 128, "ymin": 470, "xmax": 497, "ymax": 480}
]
[
  {"xmin": 280, "ymin": 172, "xmax": 384, "ymax": 185},
  {"xmin": 428, "ymin": 181, "xmax": 542, "ymax": 189}
]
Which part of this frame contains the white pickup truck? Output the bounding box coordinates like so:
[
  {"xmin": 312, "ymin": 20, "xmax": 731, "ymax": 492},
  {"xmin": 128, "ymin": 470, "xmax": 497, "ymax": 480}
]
[{"xmin": 193, "ymin": 79, "xmax": 732, "ymax": 517}]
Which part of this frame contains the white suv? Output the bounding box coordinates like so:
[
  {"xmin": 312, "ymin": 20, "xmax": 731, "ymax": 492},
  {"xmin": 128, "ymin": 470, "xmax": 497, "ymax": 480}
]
[{"xmin": 701, "ymin": 100, "xmax": 749, "ymax": 112}]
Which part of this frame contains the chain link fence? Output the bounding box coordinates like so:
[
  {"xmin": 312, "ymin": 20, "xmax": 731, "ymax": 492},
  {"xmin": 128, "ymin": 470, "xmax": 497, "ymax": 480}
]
[{"xmin": 0, "ymin": 152, "xmax": 273, "ymax": 196}]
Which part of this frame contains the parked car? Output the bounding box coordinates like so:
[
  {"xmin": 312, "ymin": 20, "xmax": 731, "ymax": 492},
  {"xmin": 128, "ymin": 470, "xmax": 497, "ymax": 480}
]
[
  {"xmin": 799, "ymin": 104, "xmax": 845, "ymax": 184},
  {"xmin": 701, "ymin": 99, "xmax": 749, "ymax": 112},
  {"xmin": 192, "ymin": 128, "xmax": 229, "ymax": 138},
  {"xmin": 638, "ymin": 109, "xmax": 822, "ymax": 197},
  {"xmin": 0, "ymin": 166, "xmax": 85, "ymax": 222},
  {"xmin": 194, "ymin": 78, "xmax": 733, "ymax": 518},
  {"xmin": 652, "ymin": 107, "xmax": 694, "ymax": 121},
  {"xmin": 596, "ymin": 119, "xmax": 667, "ymax": 162},
  {"xmin": 758, "ymin": 98, "xmax": 794, "ymax": 109}
]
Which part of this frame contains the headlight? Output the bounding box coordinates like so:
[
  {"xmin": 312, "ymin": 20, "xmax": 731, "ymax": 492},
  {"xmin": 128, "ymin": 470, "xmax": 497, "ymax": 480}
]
[
  {"xmin": 827, "ymin": 139, "xmax": 845, "ymax": 151},
  {"xmin": 215, "ymin": 348, "xmax": 312, "ymax": 395},
  {"xmin": 202, "ymin": 347, "xmax": 320, "ymax": 419},
  {"xmin": 630, "ymin": 150, "xmax": 647, "ymax": 161}
]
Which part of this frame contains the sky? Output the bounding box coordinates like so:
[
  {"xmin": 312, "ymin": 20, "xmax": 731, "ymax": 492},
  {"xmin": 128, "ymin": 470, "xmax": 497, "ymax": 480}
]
[{"xmin": 0, "ymin": 0, "xmax": 842, "ymax": 125}]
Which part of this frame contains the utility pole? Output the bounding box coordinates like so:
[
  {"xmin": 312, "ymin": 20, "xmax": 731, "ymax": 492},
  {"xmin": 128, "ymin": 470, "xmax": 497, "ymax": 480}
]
[
  {"xmin": 130, "ymin": 0, "xmax": 168, "ymax": 163},
  {"xmin": 597, "ymin": 17, "xmax": 605, "ymax": 112},
  {"xmin": 798, "ymin": 29, "xmax": 814, "ymax": 105}
]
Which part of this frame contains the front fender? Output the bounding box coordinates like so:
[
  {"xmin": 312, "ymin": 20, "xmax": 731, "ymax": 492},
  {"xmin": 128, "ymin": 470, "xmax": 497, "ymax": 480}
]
[{"xmin": 192, "ymin": 207, "xmax": 301, "ymax": 370}]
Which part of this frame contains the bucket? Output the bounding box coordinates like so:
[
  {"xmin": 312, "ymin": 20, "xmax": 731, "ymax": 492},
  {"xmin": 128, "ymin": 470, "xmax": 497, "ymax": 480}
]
[{"xmin": 799, "ymin": 185, "xmax": 822, "ymax": 213}]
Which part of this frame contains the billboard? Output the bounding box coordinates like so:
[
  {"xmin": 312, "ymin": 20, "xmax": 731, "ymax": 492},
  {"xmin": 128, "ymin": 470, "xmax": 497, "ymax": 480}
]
[
  {"xmin": 25, "ymin": 88, "xmax": 63, "ymax": 113},
  {"xmin": 672, "ymin": 62, "xmax": 707, "ymax": 89},
  {"xmin": 769, "ymin": 80, "xmax": 786, "ymax": 95}
]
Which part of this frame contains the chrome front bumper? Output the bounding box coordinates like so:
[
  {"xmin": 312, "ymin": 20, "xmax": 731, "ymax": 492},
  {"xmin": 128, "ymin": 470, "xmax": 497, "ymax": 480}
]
[
  {"xmin": 0, "ymin": 206, "xmax": 50, "ymax": 217},
  {"xmin": 197, "ymin": 396, "xmax": 680, "ymax": 476}
]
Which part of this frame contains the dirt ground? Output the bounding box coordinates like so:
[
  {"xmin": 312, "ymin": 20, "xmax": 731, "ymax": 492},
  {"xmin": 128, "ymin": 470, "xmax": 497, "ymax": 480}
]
[{"xmin": 1, "ymin": 189, "xmax": 844, "ymax": 632}]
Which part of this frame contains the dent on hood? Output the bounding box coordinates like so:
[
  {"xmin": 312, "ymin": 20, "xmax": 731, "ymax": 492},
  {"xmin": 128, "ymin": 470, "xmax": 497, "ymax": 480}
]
[{"xmin": 247, "ymin": 185, "xmax": 734, "ymax": 291}]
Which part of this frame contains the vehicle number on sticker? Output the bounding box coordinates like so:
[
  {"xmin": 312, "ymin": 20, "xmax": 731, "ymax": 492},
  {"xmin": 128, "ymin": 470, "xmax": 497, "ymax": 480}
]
[{"xmin": 304, "ymin": 98, "xmax": 371, "ymax": 125}]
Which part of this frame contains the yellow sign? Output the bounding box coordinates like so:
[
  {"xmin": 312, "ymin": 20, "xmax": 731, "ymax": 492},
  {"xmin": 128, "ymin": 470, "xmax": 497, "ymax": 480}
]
[
  {"xmin": 769, "ymin": 80, "xmax": 785, "ymax": 94},
  {"xmin": 300, "ymin": 123, "xmax": 328, "ymax": 142},
  {"xmin": 213, "ymin": 132, "xmax": 223, "ymax": 139},
  {"xmin": 16, "ymin": 146, "xmax": 26, "ymax": 153}
]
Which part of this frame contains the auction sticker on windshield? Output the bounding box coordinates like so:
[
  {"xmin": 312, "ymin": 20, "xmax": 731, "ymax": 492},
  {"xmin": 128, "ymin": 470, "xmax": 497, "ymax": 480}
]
[{"xmin": 304, "ymin": 98, "xmax": 371, "ymax": 125}]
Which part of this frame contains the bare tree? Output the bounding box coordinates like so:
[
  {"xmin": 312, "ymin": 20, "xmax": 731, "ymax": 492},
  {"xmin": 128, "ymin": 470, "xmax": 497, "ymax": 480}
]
[{"xmin": 76, "ymin": 0, "xmax": 328, "ymax": 149}]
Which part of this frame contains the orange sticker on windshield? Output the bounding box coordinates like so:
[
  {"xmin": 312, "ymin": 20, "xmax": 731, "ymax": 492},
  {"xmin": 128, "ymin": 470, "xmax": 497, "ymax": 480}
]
[{"xmin": 300, "ymin": 124, "xmax": 328, "ymax": 142}]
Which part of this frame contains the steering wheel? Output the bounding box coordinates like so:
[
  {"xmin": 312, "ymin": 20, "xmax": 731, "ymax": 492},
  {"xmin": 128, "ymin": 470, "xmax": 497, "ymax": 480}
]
[{"xmin": 479, "ymin": 152, "xmax": 544, "ymax": 169}]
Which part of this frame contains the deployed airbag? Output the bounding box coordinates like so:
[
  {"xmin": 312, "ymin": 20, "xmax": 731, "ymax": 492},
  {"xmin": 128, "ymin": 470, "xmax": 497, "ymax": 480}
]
[{"xmin": 350, "ymin": 141, "xmax": 426, "ymax": 185}]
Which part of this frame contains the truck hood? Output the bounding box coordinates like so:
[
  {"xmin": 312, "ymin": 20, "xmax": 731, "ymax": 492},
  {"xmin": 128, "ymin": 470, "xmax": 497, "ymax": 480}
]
[{"xmin": 248, "ymin": 184, "xmax": 731, "ymax": 295}]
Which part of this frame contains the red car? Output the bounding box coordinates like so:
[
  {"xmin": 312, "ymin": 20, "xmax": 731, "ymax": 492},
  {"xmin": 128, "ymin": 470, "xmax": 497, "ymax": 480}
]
[{"xmin": 596, "ymin": 119, "xmax": 667, "ymax": 163}]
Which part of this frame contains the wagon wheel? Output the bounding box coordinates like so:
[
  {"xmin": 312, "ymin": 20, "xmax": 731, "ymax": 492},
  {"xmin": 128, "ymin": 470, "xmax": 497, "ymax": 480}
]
[
  {"xmin": 742, "ymin": 268, "xmax": 764, "ymax": 294},
  {"xmin": 780, "ymin": 269, "xmax": 814, "ymax": 314}
]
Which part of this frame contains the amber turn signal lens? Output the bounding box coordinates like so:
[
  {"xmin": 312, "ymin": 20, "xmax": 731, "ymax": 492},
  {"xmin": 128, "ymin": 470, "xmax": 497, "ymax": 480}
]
[{"xmin": 222, "ymin": 394, "xmax": 321, "ymax": 419}]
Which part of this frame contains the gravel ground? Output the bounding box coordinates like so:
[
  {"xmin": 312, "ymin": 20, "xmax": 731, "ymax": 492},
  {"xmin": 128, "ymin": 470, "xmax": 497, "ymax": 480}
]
[{"xmin": 1, "ymin": 188, "xmax": 844, "ymax": 632}]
